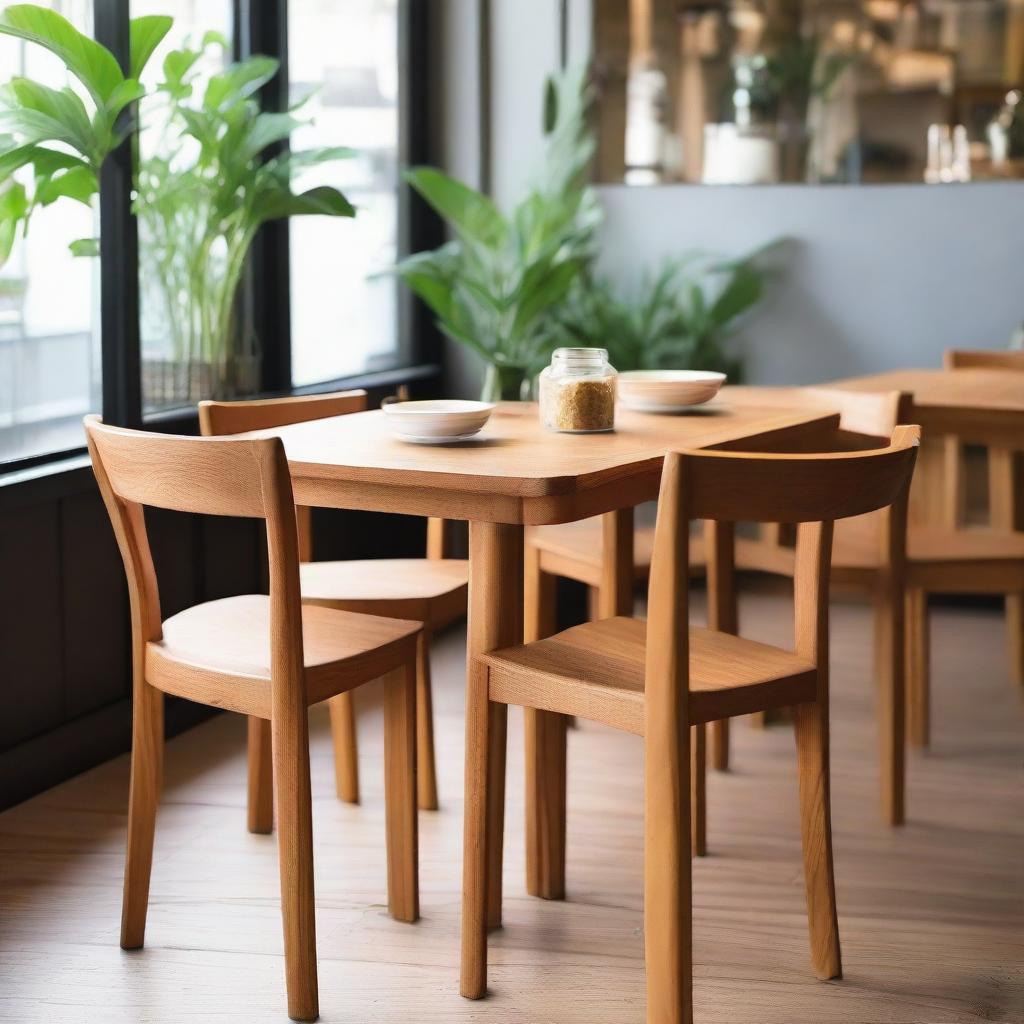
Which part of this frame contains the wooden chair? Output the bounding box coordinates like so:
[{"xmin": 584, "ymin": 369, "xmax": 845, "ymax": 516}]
[
  {"xmin": 85, "ymin": 415, "xmax": 420, "ymax": 1022},
  {"xmin": 942, "ymin": 348, "xmax": 1024, "ymax": 687},
  {"xmin": 460, "ymin": 426, "xmax": 920, "ymax": 1022},
  {"xmin": 737, "ymin": 385, "xmax": 1024, "ymax": 768},
  {"xmin": 200, "ymin": 391, "xmax": 468, "ymax": 822}
]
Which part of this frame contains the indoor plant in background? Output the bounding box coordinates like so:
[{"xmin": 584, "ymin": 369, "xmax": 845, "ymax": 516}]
[
  {"xmin": 0, "ymin": 4, "xmax": 357, "ymax": 405},
  {"xmin": 0, "ymin": 5, "xmax": 171, "ymax": 262},
  {"xmin": 136, "ymin": 34, "xmax": 356, "ymax": 404},
  {"xmin": 391, "ymin": 66, "xmax": 600, "ymax": 401},
  {"xmin": 558, "ymin": 248, "xmax": 775, "ymax": 381}
]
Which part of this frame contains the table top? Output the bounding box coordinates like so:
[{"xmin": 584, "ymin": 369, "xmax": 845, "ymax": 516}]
[
  {"xmin": 262, "ymin": 390, "xmax": 839, "ymax": 525},
  {"xmin": 830, "ymin": 368, "xmax": 1024, "ymax": 413},
  {"xmin": 828, "ymin": 368, "xmax": 1024, "ymax": 448}
]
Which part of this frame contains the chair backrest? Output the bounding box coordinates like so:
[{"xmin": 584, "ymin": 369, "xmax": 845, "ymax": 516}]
[
  {"xmin": 198, "ymin": 389, "xmax": 368, "ymax": 435},
  {"xmin": 84, "ymin": 415, "xmax": 304, "ymax": 693},
  {"xmin": 200, "ymin": 389, "xmax": 453, "ymax": 561},
  {"xmin": 944, "ymin": 348, "xmax": 1024, "ymax": 372},
  {"xmin": 644, "ymin": 425, "xmax": 920, "ymax": 725}
]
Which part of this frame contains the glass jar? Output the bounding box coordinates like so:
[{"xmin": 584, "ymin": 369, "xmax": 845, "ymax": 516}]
[{"xmin": 539, "ymin": 347, "xmax": 617, "ymax": 433}]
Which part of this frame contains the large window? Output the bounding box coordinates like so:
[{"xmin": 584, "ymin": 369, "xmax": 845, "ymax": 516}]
[
  {"xmin": 288, "ymin": 0, "xmax": 401, "ymax": 386},
  {"xmin": 0, "ymin": 0, "xmax": 100, "ymax": 463},
  {"xmin": 0, "ymin": 0, "xmax": 423, "ymax": 472}
]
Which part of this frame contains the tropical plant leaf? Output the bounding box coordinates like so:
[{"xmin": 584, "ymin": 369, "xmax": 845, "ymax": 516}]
[
  {"xmin": 0, "ymin": 5, "xmax": 123, "ymax": 108},
  {"xmin": 68, "ymin": 236, "xmax": 99, "ymax": 257},
  {"xmin": 1, "ymin": 78, "xmax": 96, "ymax": 158},
  {"xmin": 129, "ymin": 15, "xmax": 172, "ymax": 81},
  {"xmin": 708, "ymin": 265, "xmax": 762, "ymax": 328},
  {"xmin": 35, "ymin": 164, "xmax": 97, "ymax": 206},
  {"xmin": 103, "ymin": 77, "xmax": 145, "ymax": 124},
  {"xmin": 406, "ymin": 167, "xmax": 507, "ymax": 249},
  {"xmin": 255, "ymin": 184, "xmax": 355, "ymax": 222},
  {"xmin": 204, "ymin": 56, "xmax": 279, "ymax": 111}
]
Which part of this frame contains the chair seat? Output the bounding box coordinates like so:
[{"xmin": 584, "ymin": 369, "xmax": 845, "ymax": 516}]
[
  {"xmin": 299, "ymin": 558, "xmax": 468, "ymax": 626},
  {"xmin": 738, "ymin": 524, "xmax": 1024, "ymax": 591},
  {"xmin": 146, "ymin": 595, "xmax": 420, "ymax": 718},
  {"xmin": 526, "ymin": 517, "xmax": 705, "ymax": 586},
  {"xmin": 482, "ymin": 616, "xmax": 816, "ymax": 733}
]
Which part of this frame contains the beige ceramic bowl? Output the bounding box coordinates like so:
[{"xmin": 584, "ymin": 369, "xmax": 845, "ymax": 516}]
[
  {"xmin": 618, "ymin": 370, "xmax": 726, "ymax": 412},
  {"xmin": 383, "ymin": 399, "xmax": 495, "ymax": 442}
]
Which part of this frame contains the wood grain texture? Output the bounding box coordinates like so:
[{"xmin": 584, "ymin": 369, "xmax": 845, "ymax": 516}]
[
  {"xmin": 84, "ymin": 416, "xmax": 424, "ymax": 1022},
  {"xmin": 261, "ymin": 399, "xmax": 842, "ymax": 525},
  {"xmin": 201, "ymin": 391, "xmax": 467, "ymax": 820},
  {"xmin": 476, "ymin": 435, "xmax": 917, "ymax": 1021},
  {"xmin": 2, "ymin": 589, "xmax": 1022, "ymax": 1023}
]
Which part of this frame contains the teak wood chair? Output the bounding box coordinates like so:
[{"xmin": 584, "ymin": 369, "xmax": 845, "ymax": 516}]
[
  {"xmin": 85, "ymin": 415, "xmax": 421, "ymax": 1023},
  {"xmin": 461, "ymin": 426, "xmax": 920, "ymax": 1023},
  {"xmin": 942, "ymin": 348, "xmax": 1024, "ymax": 687},
  {"xmin": 738, "ymin": 385, "xmax": 1024, "ymax": 762},
  {"xmin": 200, "ymin": 390, "xmax": 468, "ymax": 823}
]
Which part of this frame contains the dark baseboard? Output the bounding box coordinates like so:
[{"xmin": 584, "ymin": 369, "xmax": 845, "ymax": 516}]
[{"xmin": 0, "ymin": 698, "xmax": 216, "ymax": 812}]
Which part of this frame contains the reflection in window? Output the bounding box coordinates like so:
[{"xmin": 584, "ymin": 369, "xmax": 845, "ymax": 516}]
[
  {"xmin": 590, "ymin": 0, "xmax": 1024, "ymax": 185},
  {"xmin": 289, "ymin": 0, "xmax": 400, "ymax": 386},
  {"xmin": 132, "ymin": 0, "xmax": 233, "ymax": 413},
  {"xmin": 0, "ymin": 0, "xmax": 98, "ymax": 462}
]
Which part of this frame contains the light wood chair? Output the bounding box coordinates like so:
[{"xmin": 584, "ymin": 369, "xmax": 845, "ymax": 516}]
[
  {"xmin": 85, "ymin": 415, "xmax": 420, "ymax": 1023},
  {"xmin": 200, "ymin": 391, "xmax": 468, "ymax": 822},
  {"xmin": 943, "ymin": 348, "xmax": 1024, "ymax": 687},
  {"xmin": 460, "ymin": 426, "xmax": 920, "ymax": 1022},
  {"xmin": 738, "ymin": 385, "xmax": 1024, "ymax": 763}
]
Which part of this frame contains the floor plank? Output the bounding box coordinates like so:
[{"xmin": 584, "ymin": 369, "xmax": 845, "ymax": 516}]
[{"xmin": 1, "ymin": 583, "xmax": 1022, "ymax": 1022}]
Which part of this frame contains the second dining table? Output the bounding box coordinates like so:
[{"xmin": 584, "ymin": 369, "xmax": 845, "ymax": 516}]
[{"xmin": 255, "ymin": 390, "xmax": 843, "ymax": 928}]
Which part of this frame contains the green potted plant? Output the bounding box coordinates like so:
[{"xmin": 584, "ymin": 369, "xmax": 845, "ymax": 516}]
[
  {"xmin": 136, "ymin": 34, "xmax": 356, "ymax": 404},
  {"xmin": 391, "ymin": 66, "xmax": 600, "ymax": 401},
  {"xmin": 558, "ymin": 248, "xmax": 775, "ymax": 381},
  {"xmin": 0, "ymin": 4, "xmax": 357, "ymax": 405}
]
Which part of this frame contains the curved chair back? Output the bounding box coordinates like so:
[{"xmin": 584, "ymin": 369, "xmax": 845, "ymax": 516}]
[
  {"xmin": 199, "ymin": 389, "xmax": 453, "ymax": 561},
  {"xmin": 646, "ymin": 425, "xmax": 920, "ymax": 709},
  {"xmin": 84, "ymin": 416, "xmax": 303, "ymax": 692}
]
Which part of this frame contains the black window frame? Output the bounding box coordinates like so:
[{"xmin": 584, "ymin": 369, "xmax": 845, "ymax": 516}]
[{"xmin": 0, "ymin": 0, "xmax": 439, "ymax": 477}]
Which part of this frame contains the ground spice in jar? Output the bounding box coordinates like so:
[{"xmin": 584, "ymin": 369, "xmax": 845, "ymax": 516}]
[
  {"xmin": 544, "ymin": 375, "xmax": 616, "ymax": 432},
  {"xmin": 539, "ymin": 347, "xmax": 618, "ymax": 433}
]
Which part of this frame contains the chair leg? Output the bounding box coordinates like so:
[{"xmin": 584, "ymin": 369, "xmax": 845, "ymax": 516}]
[
  {"xmin": 644, "ymin": 708, "xmax": 692, "ymax": 1023},
  {"xmin": 460, "ymin": 662, "xmax": 492, "ymax": 999},
  {"xmin": 328, "ymin": 691, "xmax": 359, "ymax": 804},
  {"xmin": 415, "ymin": 632, "xmax": 439, "ymax": 811},
  {"xmin": 690, "ymin": 723, "xmax": 706, "ymax": 858},
  {"xmin": 525, "ymin": 708, "xmax": 567, "ymax": 898},
  {"xmin": 905, "ymin": 588, "xmax": 930, "ymax": 748},
  {"xmin": 793, "ymin": 700, "xmax": 842, "ymax": 981},
  {"xmin": 247, "ymin": 716, "xmax": 274, "ymax": 834},
  {"xmin": 271, "ymin": 700, "xmax": 318, "ymax": 1022},
  {"xmin": 524, "ymin": 546, "xmax": 567, "ymax": 898},
  {"xmin": 710, "ymin": 719, "xmax": 729, "ymax": 771},
  {"xmin": 384, "ymin": 662, "xmax": 419, "ymax": 922},
  {"xmin": 874, "ymin": 586, "xmax": 905, "ymax": 826},
  {"xmin": 1007, "ymin": 594, "xmax": 1024, "ymax": 687},
  {"xmin": 120, "ymin": 681, "xmax": 164, "ymax": 950}
]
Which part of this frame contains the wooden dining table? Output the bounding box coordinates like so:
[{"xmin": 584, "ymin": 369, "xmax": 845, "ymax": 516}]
[
  {"xmin": 260, "ymin": 390, "xmax": 843, "ymax": 925},
  {"xmin": 829, "ymin": 367, "xmax": 1024, "ymax": 529}
]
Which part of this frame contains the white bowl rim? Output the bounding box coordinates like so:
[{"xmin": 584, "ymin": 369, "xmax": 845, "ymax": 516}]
[
  {"xmin": 618, "ymin": 370, "xmax": 727, "ymax": 384},
  {"xmin": 383, "ymin": 399, "xmax": 495, "ymax": 416}
]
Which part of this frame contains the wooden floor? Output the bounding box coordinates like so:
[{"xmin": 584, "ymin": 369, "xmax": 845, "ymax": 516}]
[{"xmin": 2, "ymin": 582, "xmax": 1022, "ymax": 1023}]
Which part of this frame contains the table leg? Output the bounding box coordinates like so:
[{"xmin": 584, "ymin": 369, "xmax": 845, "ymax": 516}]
[
  {"xmin": 466, "ymin": 521, "xmax": 523, "ymax": 931},
  {"xmin": 524, "ymin": 508, "xmax": 635, "ymax": 900},
  {"xmin": 990, "ymin": 448, "xmax": 1024, "ymax": 687}
]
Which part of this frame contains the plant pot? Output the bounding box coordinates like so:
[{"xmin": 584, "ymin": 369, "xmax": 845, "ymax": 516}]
[
  {"xmin": 481, "ymin": 363, "xmax": 531, "ymax": 402},
  {"xmin": 142, "ymin": 352, "xmax": 262, "ymax": 409}
]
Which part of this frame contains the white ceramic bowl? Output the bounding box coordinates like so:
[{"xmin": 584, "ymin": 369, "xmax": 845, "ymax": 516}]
[
  {"xmin": 618, "ymin": 370, "xmax": 726, "ymax": 412},
  {"xmin": 383, "ymin": 399, "xmax": 495, "ymax": 442}
]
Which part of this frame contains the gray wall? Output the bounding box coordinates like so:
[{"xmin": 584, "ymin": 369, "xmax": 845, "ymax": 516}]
[
  {"xmin": 437, "ymin": 0, "xmax": 1024, "ymax": 396},
  {"xmin": 597, "ymin": 182, "xmax": 1024, "ymax": 385}
]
